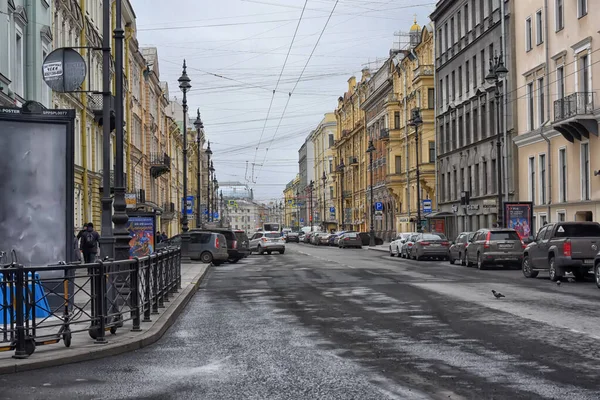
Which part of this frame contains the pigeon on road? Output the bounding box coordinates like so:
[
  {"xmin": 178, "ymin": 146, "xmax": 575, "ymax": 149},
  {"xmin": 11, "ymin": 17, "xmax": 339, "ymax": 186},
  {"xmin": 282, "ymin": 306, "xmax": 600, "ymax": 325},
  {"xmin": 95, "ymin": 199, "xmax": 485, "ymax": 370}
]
[
  {"xmin": 491, "ymin": 290, "xmax": 505, "ymax": 299},
  {"xmin": 556, "ymin": 280, "xmax": 561, "ymax": 286}
]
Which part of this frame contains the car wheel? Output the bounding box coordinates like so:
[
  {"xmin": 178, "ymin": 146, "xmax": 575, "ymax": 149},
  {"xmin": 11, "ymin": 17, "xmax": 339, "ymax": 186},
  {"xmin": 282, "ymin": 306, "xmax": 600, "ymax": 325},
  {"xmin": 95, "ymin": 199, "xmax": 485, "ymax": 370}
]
[
  {"xmin": 465, "ymin": 252, "xmax": 473, "ymax": 268},
  {"xmin": 477, "ymin": 253, "xmax": 485, "ymax": 270},
  {"xmin": 257, "ymin": 245, "xmax": 264, "ymax": 255},
  {"xmin": 389, "ymin": 247, "xmax": 394, "ymax": 257},
  {"xmin": 449, "ymin": 253, "xmax": 455, "ymax": 265},
  {"xmin": 228, "ymin": 258, "xmax": 240, "ymax": 264},
  {"xmin": 267, "ymin": 251, "xmax": 272, "ymax": 255},
  {"xmin": 200, "ymin": 251, "xmax": 213, "ymax": 264},
  {"xmin": 549, "ymin": 257, "xmax": 561, "ymax": 282},
  {"xmin": 595, "ymin": 263, "xmax": 600, "ymax": 289},
  {"xmin": 279, "ymin": 250, "xmax": 285, "ymax": 255},
  {"xmin": 522, "ymin": 256, "xmax": 538, "ymax": 278},
  {"xmin": 460, "ymin": 253, "xmax": 466, "ymax": 266}
]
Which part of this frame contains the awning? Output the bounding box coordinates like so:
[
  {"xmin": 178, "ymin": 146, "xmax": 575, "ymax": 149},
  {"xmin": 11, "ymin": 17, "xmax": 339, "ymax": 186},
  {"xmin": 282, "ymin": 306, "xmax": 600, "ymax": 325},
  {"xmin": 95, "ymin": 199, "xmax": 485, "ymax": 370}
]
[{"xmin": 425, "ymin": 211, "xmax": 455, "ymax": 218}]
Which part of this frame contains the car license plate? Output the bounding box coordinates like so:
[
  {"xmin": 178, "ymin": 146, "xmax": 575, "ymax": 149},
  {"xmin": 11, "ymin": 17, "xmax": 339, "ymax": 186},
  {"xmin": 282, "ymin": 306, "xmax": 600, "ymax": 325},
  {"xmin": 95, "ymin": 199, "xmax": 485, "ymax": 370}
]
[
  {"xmin": 583, "ymin": 259, "xmax": 593, "ymax": 265},
  {"xmin": 430, "ymin": 244, "xmax": 440, "ymax": 247},
  {"xmin": 499, "ymin": 244, "xmax": 513, "ymax": 249}
]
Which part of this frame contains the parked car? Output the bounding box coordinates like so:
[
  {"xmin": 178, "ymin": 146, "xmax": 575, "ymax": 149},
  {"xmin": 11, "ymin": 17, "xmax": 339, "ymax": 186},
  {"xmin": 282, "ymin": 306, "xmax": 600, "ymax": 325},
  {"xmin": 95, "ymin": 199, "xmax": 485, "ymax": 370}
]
[
  {"xmin": 410, "ymin": 233, "xmax": 450, "ymax": 261},
  {"xmin": 338, "ymin": 232, "xmax": 362, "ymax": 249},
  {"xmin": 401, "ymin": 233, "xmax": 420, "ymax": 258},
  {"xmin": 310, "ymin": 232, "xmax": 322, "ymax": 245},
  {"xmin": 448, "ymin": 232, "xmax": 476, "ymax": 265},
  {"xmin": 522, "ymin": 222, "xmax": 600, "ymax": 281},
  {"xmin": 285, "ymin": 232, "xmax": 300, "ymax": 243},
  {"xmin": 389, "ymin": 232, "xmax": 415, "ymax": 257},
  {"xmin": 595, "ymin": 250, "xmax": 600, "ymax": 288},
  {"xmin": 303, "ymin": 232, "xmax": 313, "ymax": 243},
  {"xmin": 249, "ymin": 231, "xmax": 286, "ymax": 255},
  {"xmin": 358, "ymin": 232, "xmax": 384, "ymax": 246},
  {"xmin": 192, "ymin": 228, "xmax": 249, "ymax": 263},
  {"xmin": 298, "ymin": 233, "xmax": 306, "ymax": 242},
  {"xmin": 164, "ymin": 232, "xmax": 228, "ymax": 265},
  {"xmin": 318, "ymin": 233, "xmax": 331, "ymax": 245},
  {"xmin": 465, "ymin": 228, "xmax": 524, "ymax": 270}
]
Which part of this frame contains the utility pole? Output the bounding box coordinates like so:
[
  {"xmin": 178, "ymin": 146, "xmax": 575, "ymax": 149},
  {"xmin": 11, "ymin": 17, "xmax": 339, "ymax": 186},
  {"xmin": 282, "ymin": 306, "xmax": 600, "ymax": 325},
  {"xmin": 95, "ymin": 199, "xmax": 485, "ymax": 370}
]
[
  {"xmin": 308, "ymin": 180, "xmax": 314, "ymax": 232},
  {"xmin": 409, "ymin": 108, "xmax": 423, "ymax": 232}
]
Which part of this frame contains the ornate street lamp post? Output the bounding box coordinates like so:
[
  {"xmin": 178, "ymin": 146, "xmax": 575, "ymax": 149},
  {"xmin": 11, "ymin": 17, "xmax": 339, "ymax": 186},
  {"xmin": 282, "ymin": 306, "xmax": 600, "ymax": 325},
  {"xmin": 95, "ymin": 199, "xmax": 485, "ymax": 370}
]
[
  {"xmin": 213, "ymin": 176, "xmax": 219, "ymax": 221},
  {"xmin": 308, "ymin": 180, "xmax": 314, "ymax": 232},
  {"xmin": 208, "ymin": 159, "xmax": 214, "ymax": 221},
  {"xmin": 366, "ymin": 139, "xmax": 376, "ymax": 246},
  {"xmin": 408, "ymin": 108, "xmax": 423, "ymax": 232},
  {"xmin": 193, "ymin": 110, "xmax": 203, "ymax": 228},
  {"xmin": 486, "ymin": 52, "xmax": 509, "ymax": 228},
  {"xmin": 177, "ymin": 60, "xmax": 192, "ymax": 262},
  {"xmin": 321, "ymin": 171, "xmax": 327, "ymax": 232},
  {"xmin": 337, "ymin": 160, "xmax": 345, "ymax": 231},
  {"xmin": 295, "ymin": 189, "xmax": 300, "ymax": 231}
]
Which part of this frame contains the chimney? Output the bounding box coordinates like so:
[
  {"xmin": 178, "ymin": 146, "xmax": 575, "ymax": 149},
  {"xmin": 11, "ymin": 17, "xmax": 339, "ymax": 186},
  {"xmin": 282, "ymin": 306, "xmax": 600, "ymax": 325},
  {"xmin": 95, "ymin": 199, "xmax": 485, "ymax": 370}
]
[{"xmin": 347, "ymin": 76, "xmax": 356, "ymax": 93}]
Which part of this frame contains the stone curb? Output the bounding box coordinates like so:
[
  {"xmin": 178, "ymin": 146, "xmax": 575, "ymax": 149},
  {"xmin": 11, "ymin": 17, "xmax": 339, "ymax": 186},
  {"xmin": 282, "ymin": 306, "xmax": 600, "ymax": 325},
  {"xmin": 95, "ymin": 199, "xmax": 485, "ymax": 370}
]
[
  {"xmin": 367, "ymin": 247, "xmax": 389, "ymax": 253},
  {"xmin": 0, "ymin": 265, "xmax": 210, "ymax": 375}
]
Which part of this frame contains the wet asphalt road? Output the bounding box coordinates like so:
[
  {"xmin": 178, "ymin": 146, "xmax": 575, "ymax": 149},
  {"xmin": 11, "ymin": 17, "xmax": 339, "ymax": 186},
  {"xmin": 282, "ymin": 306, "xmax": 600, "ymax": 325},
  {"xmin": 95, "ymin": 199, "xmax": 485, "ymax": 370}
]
[{"xmin": 3, "ymin": 243, "xmax": 600, "ymax": 400}]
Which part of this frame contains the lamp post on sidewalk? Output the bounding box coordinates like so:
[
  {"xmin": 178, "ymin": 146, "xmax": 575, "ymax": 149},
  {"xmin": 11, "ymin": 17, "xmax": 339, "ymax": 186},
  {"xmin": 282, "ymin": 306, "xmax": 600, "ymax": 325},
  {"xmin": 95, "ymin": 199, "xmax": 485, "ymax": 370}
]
[
  {"xmin": 366, "ymin": 139, "xmax": 376, "ymax": 246},
  {"xmin": 207, "ymin": 159, "xmax": 214, "ymax": 222},
  {"xmin": 308, "ymin": 180, "xmax": 314, "ymax": 232},
  {"xmin": 213, "ymin": 176, "xmax": 219, "ymax": 221},
  {"xmin": 296, "ymin": 189, "xmax": 300, "ymax": 231},
  {"xmin": 193, "ymin": 110, "xmax": 203, "ymax": 229},
  {"xmin": 177, "ymin": 60, "xmax": 192, "ymax": 263},
  {"xmin": 321, "ymin": 171, "xmax": 327, "ymax": 232},
  {"xmin": 408, "ymin": 108, "xmax": 423, "ymax": 232},
  {"xmin": 337, "ymin": 160, "xmax": 345, "ymax": 231},
  {"xmin": 485, "ymin": 51, "xmax": 509, "ymax": 228}
]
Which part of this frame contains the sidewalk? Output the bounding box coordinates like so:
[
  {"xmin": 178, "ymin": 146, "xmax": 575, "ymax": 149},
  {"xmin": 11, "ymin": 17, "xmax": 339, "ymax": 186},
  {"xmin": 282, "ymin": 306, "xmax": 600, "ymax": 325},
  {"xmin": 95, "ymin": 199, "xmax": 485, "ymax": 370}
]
[
  {"xmin": 365, "ymin": 244, "xmax": 390, "ymax": 253},
  {"xmin": 0, "ymin": 262, "xmax": 210, "ymax": 375}
]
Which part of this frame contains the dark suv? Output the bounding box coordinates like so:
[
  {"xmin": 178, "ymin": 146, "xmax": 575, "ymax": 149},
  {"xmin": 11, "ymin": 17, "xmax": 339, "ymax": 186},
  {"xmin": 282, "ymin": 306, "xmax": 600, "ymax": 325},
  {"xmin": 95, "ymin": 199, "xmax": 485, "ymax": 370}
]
[
  {"xmin": 466, "ymin": 228, "xmax": 524, "ymax": 269},
  {"xmin": 192, "ymin": 228, "xmax": 249, "ymax": 263}
]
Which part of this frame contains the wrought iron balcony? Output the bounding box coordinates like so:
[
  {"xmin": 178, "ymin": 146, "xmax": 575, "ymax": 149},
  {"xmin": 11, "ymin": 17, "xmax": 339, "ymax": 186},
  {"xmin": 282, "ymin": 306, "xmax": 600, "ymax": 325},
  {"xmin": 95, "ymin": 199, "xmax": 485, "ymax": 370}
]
[
  {"xmin": 380, "ymin": 128, "xmax": 390, "ymax": 140},
  {"xmin": 552, "ymin": 92, "xmax": 598, "ymax": 143},
  {"xmin": 348, "ymin": 156, "xmax": 358, "ymax": 166},
  {"xmin": 150, "ymin": 152, "xmax": 171, "ymax": 178}
]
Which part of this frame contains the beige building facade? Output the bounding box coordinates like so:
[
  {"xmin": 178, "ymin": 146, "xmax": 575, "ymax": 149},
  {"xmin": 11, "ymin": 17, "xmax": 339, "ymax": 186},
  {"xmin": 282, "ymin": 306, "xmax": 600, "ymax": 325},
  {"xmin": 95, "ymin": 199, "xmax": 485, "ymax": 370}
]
[
  {"xmin": 513, "ymin": 0, "xmax": 599, "ymax": 230},
  {"xmin": 309, "ymin": 113, "xmax": 337, "ymax": 231}
]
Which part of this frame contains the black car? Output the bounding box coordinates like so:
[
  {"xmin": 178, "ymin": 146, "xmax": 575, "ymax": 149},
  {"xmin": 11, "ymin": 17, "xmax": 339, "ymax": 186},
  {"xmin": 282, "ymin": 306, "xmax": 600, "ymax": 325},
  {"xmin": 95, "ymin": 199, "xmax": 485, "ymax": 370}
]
[
  {"xmin": 285, "ymin": 232, "xmax": 300, "ymax": 243},
  {"xmin": 358, "ymin": 232, "xmax": 384, "ymax": 246},
  {"xmin": 192, "ymin": 228, "xmax": 249, "ymax": 263}
]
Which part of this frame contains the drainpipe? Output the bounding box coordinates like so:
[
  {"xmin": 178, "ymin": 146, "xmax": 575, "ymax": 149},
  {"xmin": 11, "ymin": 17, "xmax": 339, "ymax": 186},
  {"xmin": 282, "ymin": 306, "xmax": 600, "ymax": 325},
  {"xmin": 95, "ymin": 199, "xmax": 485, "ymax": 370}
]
[
  {"xmin": 501, "ymin": 0, "xmax": 508, "ymax": 202},
  {"xmin": 543, "ymin": 0, "xmax": 552, "ymax": 222},
  {"xmin": 79, "ymin": 0, "xmax": 89, "ymax": 222}
]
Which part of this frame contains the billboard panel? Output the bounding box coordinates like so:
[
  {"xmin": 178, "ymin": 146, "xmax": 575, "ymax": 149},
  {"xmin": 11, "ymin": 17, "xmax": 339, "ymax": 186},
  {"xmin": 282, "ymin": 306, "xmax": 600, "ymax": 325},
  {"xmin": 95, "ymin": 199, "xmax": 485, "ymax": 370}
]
[
  {"xmin": 504, "ymin": 202, "xmax": 534, "ymax": 239},
  {"xmin": 127, "ymin": 214, "xmax": 156, "ymax": 258}
]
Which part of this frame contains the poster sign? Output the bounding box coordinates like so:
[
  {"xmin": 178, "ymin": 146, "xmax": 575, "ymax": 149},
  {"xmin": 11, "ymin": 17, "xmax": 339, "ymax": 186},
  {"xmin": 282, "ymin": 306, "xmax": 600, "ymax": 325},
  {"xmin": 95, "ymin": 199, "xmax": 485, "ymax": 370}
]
[
  {"xmin": 504, "ymin": 202, "xmax": 533, "ymax": 239},
  {"xmin": 125, "ymin": 193, "xmax": 137, "ymax": 209},
  {"xmin": 127, "ymin": 215, "xmax": 155, "ymax": 258}
]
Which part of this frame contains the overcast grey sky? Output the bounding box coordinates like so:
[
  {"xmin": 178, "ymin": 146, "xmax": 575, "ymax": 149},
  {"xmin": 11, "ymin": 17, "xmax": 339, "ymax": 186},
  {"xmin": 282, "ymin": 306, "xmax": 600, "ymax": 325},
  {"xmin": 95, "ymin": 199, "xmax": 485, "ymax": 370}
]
[{"xmin": 131, "ymin": 0, "xmax": 435, "ymax": 202}]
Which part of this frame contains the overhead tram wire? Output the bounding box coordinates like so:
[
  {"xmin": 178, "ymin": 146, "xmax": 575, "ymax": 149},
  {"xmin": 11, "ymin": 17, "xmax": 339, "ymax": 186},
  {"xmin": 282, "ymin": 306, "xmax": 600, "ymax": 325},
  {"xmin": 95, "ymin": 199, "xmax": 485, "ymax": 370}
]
[
  {"xmin": 254, "ymin": 0, "xmax": 340, "ymax": 185},
  {"xmin": 250, "ymin": 0, "xmax": 310, "ymax": 182}
]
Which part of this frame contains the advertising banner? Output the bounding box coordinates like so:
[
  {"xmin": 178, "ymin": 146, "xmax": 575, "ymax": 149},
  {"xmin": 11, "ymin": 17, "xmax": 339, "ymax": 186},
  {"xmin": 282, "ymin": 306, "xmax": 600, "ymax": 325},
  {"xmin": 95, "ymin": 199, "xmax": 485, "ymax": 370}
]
[
  {"xmin": 127, "ymin": 215, "xmax": 156, "ymax": 258},
  {"xmin": 504, "ymin": 202, "xmax": 533, "ymax": 240}
]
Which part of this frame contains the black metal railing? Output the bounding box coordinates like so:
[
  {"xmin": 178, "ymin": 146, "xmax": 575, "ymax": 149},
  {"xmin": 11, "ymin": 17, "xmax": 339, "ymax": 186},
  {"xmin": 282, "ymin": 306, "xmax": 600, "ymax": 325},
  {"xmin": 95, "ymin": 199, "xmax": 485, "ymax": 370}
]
[
  {"xmin": 348, "ymin": 156, "xmax": 358, "ymax": 165},
  {"xmin": 0, "ymin": 248, "xmax": 181, "ymax": 358},
  {"xmin": 380, "ymin": 128, "xmax": 390, "ymax": 140},
  {"xmin": 554, "ymin": 92, "xmax": 595, "ymax": 122},
  {"xmin": 150, "ymin": 153, "xmax": 171, "ymax": 178}
]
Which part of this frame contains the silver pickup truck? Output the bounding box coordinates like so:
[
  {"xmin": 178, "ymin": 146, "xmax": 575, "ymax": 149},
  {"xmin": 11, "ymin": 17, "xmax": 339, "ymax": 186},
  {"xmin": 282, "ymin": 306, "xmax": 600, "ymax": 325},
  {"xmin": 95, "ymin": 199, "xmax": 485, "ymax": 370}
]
[{"xmin": 522, "ymin": 222, "xmax": 600, "ymax": 281}]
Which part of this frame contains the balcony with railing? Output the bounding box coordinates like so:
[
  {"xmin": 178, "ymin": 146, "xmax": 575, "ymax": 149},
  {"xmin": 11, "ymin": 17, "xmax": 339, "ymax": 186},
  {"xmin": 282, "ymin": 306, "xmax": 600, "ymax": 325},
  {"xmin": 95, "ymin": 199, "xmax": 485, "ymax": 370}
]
[
  {"xmin": 150, "ymin": 152, "xmax": 171, "ymax": 178},
  {"xmin": 380, "ymin": 128, "xmax": 390, "ymax": 141},
  {"xmin": 552, "ymin": 92, "xmax": 598, "ymax": 142},
  {"xmin": 162, "ymin": 202, "xmax": 176, "ymax": 220},
  {"xmin": 413, "ymin": 64, "xmax": 434, "ymax": 83},
  {"xmin": 348, "ymin": 156, "xmax": 358, "ymax": 166}
]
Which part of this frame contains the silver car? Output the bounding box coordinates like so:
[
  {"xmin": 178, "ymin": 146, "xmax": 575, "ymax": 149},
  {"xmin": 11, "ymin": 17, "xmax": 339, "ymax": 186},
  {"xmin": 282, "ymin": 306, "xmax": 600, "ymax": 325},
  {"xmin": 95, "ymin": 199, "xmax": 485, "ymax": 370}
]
[
  {"xmin": 249, "ymin": 231, "xmax": 286, "ymax": 255},
  {"xmin": 338, "ymin": 232, "xmax": 362, "ymax": 249},
  {"xmin": 466, "ymin": 228, "xmax": 524, "ymax": 269},
  {"xmin": 448, "ymin": 232, "xmax": 476, "ymax": 266},
  {"xmin": 401, "ymin": 233, "xmax": 420, "ymax": 258},
  {"xmin": 389, "ymin": 232, "xmax": 416, "ymax": 257},
  {"xmin": 168, "ymin": 232, "xmax": 229, "ymax": 265},
  {"xmin": 410, "ymin": 233, "xmax": 450, "ymax": 261}
]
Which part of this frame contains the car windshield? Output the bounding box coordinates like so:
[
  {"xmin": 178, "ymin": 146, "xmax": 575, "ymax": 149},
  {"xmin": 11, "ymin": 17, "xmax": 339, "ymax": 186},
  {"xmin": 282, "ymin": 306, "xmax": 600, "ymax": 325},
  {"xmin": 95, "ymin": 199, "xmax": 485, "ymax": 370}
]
[
  {"xmin": 490, "ymin": 231, "xmax": 521, "ymax": 241},
  {"xmin": 345, "ymin": 233, "xmax": 358, "ymax": 238},
  {"xmin": 421, "ymin": 234, "xmax": 444, "ymax": 240},
  {"xmin": 554, "ymin": 224, "xmax": 600, "ymax": 237},
  {"xmin": 265, "ymin": 232, "xmax": 280, "ymax": 239}
]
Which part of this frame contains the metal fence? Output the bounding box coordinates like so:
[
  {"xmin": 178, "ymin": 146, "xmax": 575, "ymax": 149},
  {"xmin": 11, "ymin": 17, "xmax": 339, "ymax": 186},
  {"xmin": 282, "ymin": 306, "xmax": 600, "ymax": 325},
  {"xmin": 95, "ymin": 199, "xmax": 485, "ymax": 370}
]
[{"xmin": 0, "ymin": 248, "xmax": 181, "ymax": 358}]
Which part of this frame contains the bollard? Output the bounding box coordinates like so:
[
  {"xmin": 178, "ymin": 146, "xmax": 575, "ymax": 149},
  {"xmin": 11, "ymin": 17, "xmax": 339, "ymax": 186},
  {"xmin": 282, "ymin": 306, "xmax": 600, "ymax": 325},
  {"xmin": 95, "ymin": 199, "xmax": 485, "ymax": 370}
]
[
  {"xmin": 94, "ymin": 261, "xmax": 107, "ymax": 344},
  {"xmin": 130, "ymin": 258, "xmax": 141, "ymax": 331},
  {"xmin": 12, "ymin": 265, "xmax": 28, "ymax": 359}
]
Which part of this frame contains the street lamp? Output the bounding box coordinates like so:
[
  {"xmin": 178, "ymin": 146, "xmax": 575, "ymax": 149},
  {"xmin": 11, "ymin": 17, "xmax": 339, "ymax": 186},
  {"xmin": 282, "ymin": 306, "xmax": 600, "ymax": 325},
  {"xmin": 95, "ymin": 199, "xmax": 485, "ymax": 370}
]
[
  {"xmin": 177, "ymin": 60, "xmax": 192, "ymax": 262},
  {"xmin": 485, "ymin": 51, "xmax": 508, "ymax": 228},
  {"xmin": 408, "ymin": 108, "xmax": 423, "ymax": 232},
  {"xmin": 193, "ymin": 109, "xmax": 203, "ymax": 228},
  {"xmin": 321, "ymin": 171, "xmax": 327, "ymax": 232},
  {"xmin": 308, "ymin": 180, "xmax": 314, "ymax": 232},
  {"xmin": 213, "ymin": 175, "xmax": 219, "ymax": 221},
  {"xmin": 337, "ymin": 160, "xmax": 345, "ymax": 231},
  {"xmin": 295, "ymin": 189, "xmax": 300, "ymax": 231},
  {"xmin": 208, "ymin": 159, "xmax": 214, "ymax": 221},
  {"xmin": 366, "ymin": 139, "xmax": 376, "ymax": 246}
]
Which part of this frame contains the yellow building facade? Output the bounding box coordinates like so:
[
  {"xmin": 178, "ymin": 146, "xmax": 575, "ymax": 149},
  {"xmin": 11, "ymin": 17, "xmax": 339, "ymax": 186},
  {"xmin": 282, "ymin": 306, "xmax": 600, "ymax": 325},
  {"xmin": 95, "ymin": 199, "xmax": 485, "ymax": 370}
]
[
  {"xmin": 334, "ymin": 72, "xmax": 370, "ymax": 232},
  {"xmin": 309, "ymin": 113, "xmax": 337, "ymax": 231},
  {"xmin": 388, "ymin": 22, "xmax": 437, "ymax": 233},
  {"xmin": 283, "ymin": 175, "xmax": 300, "ymax": 229}
]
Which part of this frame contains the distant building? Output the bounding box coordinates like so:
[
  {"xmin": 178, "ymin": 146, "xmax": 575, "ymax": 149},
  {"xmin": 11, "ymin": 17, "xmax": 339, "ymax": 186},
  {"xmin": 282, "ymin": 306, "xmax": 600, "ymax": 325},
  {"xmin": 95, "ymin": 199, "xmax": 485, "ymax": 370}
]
[
  {"xmin": 298, "ymin": 137, "xmax": 315, "ymax": 225},
  {"xmin": 220, "ymin": 181, "xmax": 252, "ymax": 200}
]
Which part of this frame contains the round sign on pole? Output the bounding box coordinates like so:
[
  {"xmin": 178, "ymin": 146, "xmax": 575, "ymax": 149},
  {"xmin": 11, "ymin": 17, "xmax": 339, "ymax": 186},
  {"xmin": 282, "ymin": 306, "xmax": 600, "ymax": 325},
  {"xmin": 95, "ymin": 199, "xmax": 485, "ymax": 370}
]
[{"xmin": 42, "ymin": 48, "xmax": 87, "ymax": 93}]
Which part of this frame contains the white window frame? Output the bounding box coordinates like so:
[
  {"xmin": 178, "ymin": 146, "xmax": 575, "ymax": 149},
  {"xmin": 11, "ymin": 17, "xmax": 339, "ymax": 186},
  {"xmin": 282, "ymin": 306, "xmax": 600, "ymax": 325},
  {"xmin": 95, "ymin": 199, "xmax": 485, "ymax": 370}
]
[
  {"xmin": 555, "ymin": 0, "xmax": 564, "ymax": 31},
  {"xmin": 539, "ymin": 153, "xmax": 547, "ymax": 205},
  {"xmin": 14, "ymin": 25, "xmax": 25, "ymax": 97},
  {"xmin": 556, "ymin": 209, "xmax": 566, "ymax": 222},
  {"xmin": 535, "ymin": 9, "xmax": 543, "ymax": 45},
  {"xmin": 538, "ymin": 77, "xmax": 545, "ymax": 125},
  {"xmin": 528, "ymin": 156, "xmax": 536, "ymax": 203},
  {"xmin": 527, "ymin": 82, "xmax": 534, "ymax": 131},
  {"xmin": 558, "ymin": 147, "xmax": 567, "ymax": 203},
  {"xmin": 580, "ymin": 141, "xmax": 590, "ymax": 200},
  {"xmin": 539, "ymin": 213, "xmax": 548, "ymax": 227},
  {"xmin": 75, "ymin": 117, "xmax": 81, "ymax": 166},
  {"xmin": 556, "ymin": 65, "xmax": 564, "ymax": 101},
  {"xmin": 525, "ymin": 17, "xmax": 532, "ymax": 52}
]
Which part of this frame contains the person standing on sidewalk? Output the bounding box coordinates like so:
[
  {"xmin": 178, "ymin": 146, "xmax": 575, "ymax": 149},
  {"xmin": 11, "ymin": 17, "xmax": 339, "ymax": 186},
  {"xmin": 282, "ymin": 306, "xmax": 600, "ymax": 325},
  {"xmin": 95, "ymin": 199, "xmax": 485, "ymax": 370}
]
[{"xmin": 77, "ymin": 223, "xmax": 100, "ymax": 263}]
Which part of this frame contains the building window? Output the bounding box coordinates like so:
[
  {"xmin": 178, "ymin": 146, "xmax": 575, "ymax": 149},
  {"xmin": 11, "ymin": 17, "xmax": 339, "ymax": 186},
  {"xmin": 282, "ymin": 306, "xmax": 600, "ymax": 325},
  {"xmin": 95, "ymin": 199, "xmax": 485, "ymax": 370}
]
[
  {"xmin": 444, "ymin": 22, "xmax": 448, "ymax": 51},
  {"xmin": 453, "ymin": 169, "xmax": 458, "ymax": 200},
  {"xmin": 557, "ymin": 211, "xmax": 566, "ymax": 221},
  {"xmin": 558, "ymin": 148, "xmax": 567, "ymax": 202},
  {"xmin": 472, "ymin": 55, "xmax": 477, "ymax": 89},
  {"xmin": 458, "ymin": 11, "xmax": 462, "ymax": 38},
  {"xmin": 536, "ymin": 10, "xmax": 543, "ymax": 45},
  {"xmin": 491, "ymin": 159, "xmax": 497, "ymax": 193},
  {"xmin": 458, "ymin": 116, "xmax": 463, "ymax": 148},
  {"xmin": 580, "ymin": 54, "xmax": 591, "ymax": 94},
  {"xmin": 428, "ymin": 141, "xmax": 435, "ymax": 163},
  {"xmin": 490, "ymin": 99, "xmax": 495, "ymax": 136},
  {"xmin": 474, "ymin": 163, "xmax": 480, "ymax": 196},
  {"xmin": 556, "ymin": 65, "xmax": 564, "ymax": 100},
  {"xmin": 479, "ymin": 0, "xmax": 485, "ymax": 23},
  {"xmin": 483, "ymin": 161, "xmax": 488, "ymax": 194},
  {"xmin": 465, "ymin": 60, "xmax": 470, "ymax": 93},
  {"xmin": 395, "ymin": 156, "xmax": 402, "ymax": 173},
  {"xmin": 465, "ymin": 112, "xmax": 471, "ymax": 142},
  {"xmin": 394, "ymin": 112, "xmax": 400, "ymax": 129},
  {"xmin": 578, "ymin": 0, "xmax": 588, "ymax": 18},
  {"xmin": 527, "ymin": 82, "xmax": 534, "ymax": 130},
  {"xmin": 15, "ymin": 28, "xmax": 25, "ymax": 96},
  {"xmin": 428, "ymin": 88, "xmax": 435, "ymax": 109},
  {"xmin": 473, "ymin": 108, "xmax": 478, "ymax": 142},
  {"xmin": 481, "ymin": 102, "xmax": 486, "ymax": 138},
  {"xmin": 458, "ymin": 66, "xmax": 463, "ymax": 96},
  {"xmin": 538, "ymin": 77, "xmax": 545, "ymax": 124},
  {"xmin": 328, "ymin": 133, "xmax": 334, "ymax": 147},
  {"xmin": 539, "ymin": 154, "xmax": 547, "ymax": 204},
  {"xmin": 445, "ymin": 76, "xmax": 450, "ymax": 104},
  {"xmin": 460, "ymin": 168, "xmax": 465, "ymax": 192},
  {"xmin": 581, "ymin": 142, "xmax": 590, "ymax": 200},
  {"xmin": 555, "ymin": 0, "xmax": 564, "ymax": 31},
  {"xmin": 526, "ymin": 17, "xmax": 532, "ymax": 51},
  {"xmin": 480, "ymin": 49, "xmax": 485, "ymax": 84},
  {"xmin": 451, "ymin": 17, "xmax": 455, "ymax": 45},
  {"xmin": 452, "ymin": 72, "xmax": 456, "ymax": 100},
  {"xmin": 529, "ymin": 156, "xmax": 536, "ymax": 204},
  {"xmin": 465, "ymin": 3, "xmax": 470, "ymax": 31}
]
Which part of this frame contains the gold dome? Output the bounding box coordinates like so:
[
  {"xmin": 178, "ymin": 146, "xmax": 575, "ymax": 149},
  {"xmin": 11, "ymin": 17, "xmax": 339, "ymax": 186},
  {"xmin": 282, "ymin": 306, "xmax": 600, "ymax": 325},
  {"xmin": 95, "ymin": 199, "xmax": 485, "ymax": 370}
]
[{"xmin": 410, "ymin": 16, "xmax": 421, "ymax": 32}]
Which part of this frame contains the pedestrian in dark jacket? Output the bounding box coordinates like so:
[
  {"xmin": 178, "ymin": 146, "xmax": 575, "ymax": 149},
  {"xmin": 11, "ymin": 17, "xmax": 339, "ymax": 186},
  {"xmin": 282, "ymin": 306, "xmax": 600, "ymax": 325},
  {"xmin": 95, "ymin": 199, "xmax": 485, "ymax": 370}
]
[{"xmin": 77, "ymin": 223, "xmax": 100, "ymax": 263}]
